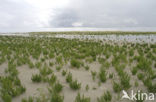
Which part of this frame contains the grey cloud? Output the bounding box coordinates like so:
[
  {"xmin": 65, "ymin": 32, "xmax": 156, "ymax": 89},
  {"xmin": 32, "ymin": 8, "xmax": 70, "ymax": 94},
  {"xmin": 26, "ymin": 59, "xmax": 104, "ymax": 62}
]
[
  {"xmin": 0, "ymin": 0, "xmax": 39, "ymax": 32},
  {"xmin": 51, "ymin": 9, "xmax": 79, "ymax": 27},
  {"xmin": 0, "ymin": 0, "xmax": 156, "ymax": 32},
  {"xmin": 51, "ymin": 0, "xmax": 156, "ymax": 28}
]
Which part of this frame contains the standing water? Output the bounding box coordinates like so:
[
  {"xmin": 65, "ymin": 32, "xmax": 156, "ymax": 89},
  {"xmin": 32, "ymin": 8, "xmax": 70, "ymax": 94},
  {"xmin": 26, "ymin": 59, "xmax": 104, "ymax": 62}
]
[
  {"xmin": 55, "ymin": 34, "xmax": 156, "ymax": 43},
  {"xmin": 0, "ymin": 33, "xmax": 156, "ymax": 43}
]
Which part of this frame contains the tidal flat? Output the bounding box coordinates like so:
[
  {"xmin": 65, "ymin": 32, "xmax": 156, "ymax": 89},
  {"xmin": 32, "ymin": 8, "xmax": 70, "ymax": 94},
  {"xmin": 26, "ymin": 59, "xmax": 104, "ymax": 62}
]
[{"xmin": 0, "ymin": 32, "xmax": 156, "ymax": 102}]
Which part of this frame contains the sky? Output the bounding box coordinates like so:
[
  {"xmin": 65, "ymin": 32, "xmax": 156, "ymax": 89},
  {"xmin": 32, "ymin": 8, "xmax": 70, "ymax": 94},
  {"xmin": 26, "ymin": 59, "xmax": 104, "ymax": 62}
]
[{"xmin": 0, "ymin": 0, "xmax": 156, "ymax": 32}]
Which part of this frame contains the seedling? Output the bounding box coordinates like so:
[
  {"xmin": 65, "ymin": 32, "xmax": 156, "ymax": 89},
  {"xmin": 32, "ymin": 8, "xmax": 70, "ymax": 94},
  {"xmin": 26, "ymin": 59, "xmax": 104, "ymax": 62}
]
[
  {"xmin": 56, "ymin": 66, "xmax": 61, "ymax": 71},
  {"xmin": 97, "ymin": 91, "xmax": 112, "ymax": 102},
  {"xmin": 99, "ymin": 68, "xmax": 107, "ymax": 82},
  {"xmin": 62, "ymin": 70, "xmax": 67, "ymax": 76},
  {"xmin": 113, "ymin": 81, "xmax": 121, "ymax": 93},
  {"xmin": 120, "ymin": 73, "xmax": 131, "ymax": 90},
  {"xmin": 40, "ymin": 66, "xmax": 52, "ymax": 76},
  {"xmin": 49, "ymin": 62, "xmax": 54, "ymax": 67},
  {"xmin": 1, "ymin": 92, "xmax": 12, "ymax": 102},
  {"xmin": 21, "ymin": 96, "xmax": 34, "ymax": 102},
  {"xmin": 31, "ymin": 74, "xmax": 42, "ymax": 82},
  {"xmin": 53, "ymin": 82, "xmax": 63, "ymax": 93},
  {"xmin": 91, "ymin": 71, "xmax": 97, "ymax": 81},
  {"xmin": 75, "ymin": 93, "xmax": 90, "ymax": 102},
  {"xmin": 66, "ymin": 72, "xmax": 73, "ymax": 83},
  {"xmin": 70, "ymin": 59, "xmax": 81, "ymax": 68},
  {"xmin": 84, "ymin": 65, "xmax": 90, "ymax": 70},
  {"xmin": 28, "ymin": 62, "xmax": 34, "ymax": 69},
  {"xmin": 85, "ymin": 84, "xmax": 89, "ymax": 91},
  {"xmin": 48, "ymin": 74, "xmax": 57, "ymax": 85},
  {"xmin": 131, "ymin": 67, "xmax": 138, "ymax": 75},
  {"xmin": 137, "ymin": 73, "xmax": 144, "ymax": 80},
  {"xmin": 50, "ymin": 92, "xmax": 64, "ymax": 102},
  {"xmin": 109, "ymin": 73, "xmax": 113, "ymax": 79},
  {"xmin": 35, "ymin": 62, "xmax": 42, "ymax": 69},
  {"xmin": 69, "ymin": 80, "xmax": 81, "ymax": 90}
]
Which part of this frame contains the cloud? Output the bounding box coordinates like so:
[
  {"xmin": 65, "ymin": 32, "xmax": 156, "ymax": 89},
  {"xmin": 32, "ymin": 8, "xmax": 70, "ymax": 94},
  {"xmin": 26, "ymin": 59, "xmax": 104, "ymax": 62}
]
[
  {"xmin": 51, "ymin": 0, "xmax": 156, "ymax": 28},
  {"xmin": 0, "ymin": 0, "xmax": 40, "ymax": 32},
  {"xmin": 0, "ymin": 0, "xmax": 70, "ymax": 32},
  {"xmin": 0, "ymin": 0, "xmax": 156, "ymax": 32},
  {"xmin": 124, "ymin": 18, "xmax": 138, "ymax": 25},
  {"xmin": 72, "ymin": 22, "xmax": 83, "ymax": 27},
  {"xmin": 50, "ymin": 9, "xmax": 79, "ymax": 27}
]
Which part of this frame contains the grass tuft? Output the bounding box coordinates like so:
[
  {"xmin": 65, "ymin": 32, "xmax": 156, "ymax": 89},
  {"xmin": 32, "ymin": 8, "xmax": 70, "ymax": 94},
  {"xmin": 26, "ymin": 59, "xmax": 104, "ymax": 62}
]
[
  {"xmin": 69, "ymin": 80, "xmax": 81, "ymax": 90},
  {"xmin": 75, "ymin": 93, "xmax": 90, "ymax": 102},
  {"xmin": 97, "ymin": 91, "xmax": 112, "ymax": 102},
  {"xmin": 70, "ymin": 59, "xmax": 81, "ymax": 68},
  {"xmin": 31, "ymin": 74, "xmax": 42, "ymax": 83}
]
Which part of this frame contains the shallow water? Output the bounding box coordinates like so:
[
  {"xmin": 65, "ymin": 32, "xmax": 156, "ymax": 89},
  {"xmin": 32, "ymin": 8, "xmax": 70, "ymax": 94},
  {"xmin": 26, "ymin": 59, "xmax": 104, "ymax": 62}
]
[
  {"xmin": 0, "ymin": 33, "xmax": 156, "ymax": 43},
  {"xmin": 0, "ymin": 33, "xmax": 29, "ymax": 37},
  {"xmin": 55, "ymin": 34, "xmax": 156, "ymax": 43}
]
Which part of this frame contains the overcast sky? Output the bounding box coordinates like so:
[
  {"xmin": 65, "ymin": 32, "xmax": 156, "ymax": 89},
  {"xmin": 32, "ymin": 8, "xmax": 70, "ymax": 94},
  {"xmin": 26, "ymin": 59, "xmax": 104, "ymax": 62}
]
[{"xmin": 0, "ymin": 0, "xmax": 156, "ymax": 32}]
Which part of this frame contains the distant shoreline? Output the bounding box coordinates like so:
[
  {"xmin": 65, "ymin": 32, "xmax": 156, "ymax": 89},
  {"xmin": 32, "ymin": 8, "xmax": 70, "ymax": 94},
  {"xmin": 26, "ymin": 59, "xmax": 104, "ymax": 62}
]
[
  {"xmin": 1, "ymin": 31, "xmax": 156, "ymax": 36},
  {"xmin": 30, "ymin": 31, "xmax": 156, "ymax": 35}
]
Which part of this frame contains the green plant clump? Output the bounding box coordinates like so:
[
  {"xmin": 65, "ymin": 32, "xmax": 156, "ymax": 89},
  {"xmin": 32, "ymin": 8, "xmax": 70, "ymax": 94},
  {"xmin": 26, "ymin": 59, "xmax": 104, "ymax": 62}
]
[
  {"xmin": 53, "ymin": 82, "xmax": 63, "ymax": 93},
  {"xmin": 0, "ymin": 76, "xmax": 26, "ymax": 101},
  {"xmin": 31, "ymin": 74, "xmax": 42, "ymax": 83},
  {"xmin": 69, "ymin": 80, "xmax": 81, "ymax": 90},
  {"xmin": 99, "ymin": 68, "xmax": 107, "ymax": 83},
  {"xmin": 120, "ymin": 73, "xmax": 131, "ymax": 90},
  {"xmin": 137, "ymin": 73, "xmax": 144, "ymax": 80},
  {"xmin": 91, "ymin": 71, "xmax": 97, "ymax": 81},
  {"xmin": 113, "ymin": 81, "xmax": 121, "ymax": 93},
  {"xmin": 97, "ymin": 91, "xmax": 112, "ymax": 102},
  {"xmin": 75, "ymin": 93, "xmax": 90, "ymax": 102},
  {"xmin": 131, "ymin": 67, "xmax": 138, "ymax": 75},
  {"xmin": 50, "ymin": 92, "xmax": 64, "ymax": 102},
  {"xmin": 66, "ymin": 72, "xmax": 73, "ymax": 83},
  {"xmin": 48, "ymin": 74, "xmax": 57, "ymax": 85},
  {"xmin": 62, "ymin": 70, "xmax": 67, "ymax": 76},
  {"xmin": 71, "ymin": 59, "xmax": 81, "ymax": 68}
]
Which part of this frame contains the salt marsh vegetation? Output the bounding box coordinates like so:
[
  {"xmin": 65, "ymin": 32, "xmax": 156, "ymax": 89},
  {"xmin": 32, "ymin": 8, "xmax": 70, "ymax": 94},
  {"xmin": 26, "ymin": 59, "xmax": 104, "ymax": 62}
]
[{"xmin": 0, "ymin": 32, "xmax": 156, "ymax": 102}]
